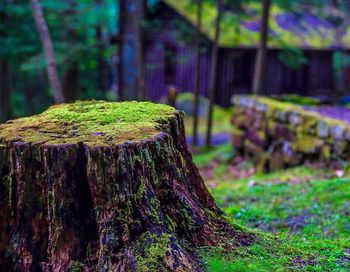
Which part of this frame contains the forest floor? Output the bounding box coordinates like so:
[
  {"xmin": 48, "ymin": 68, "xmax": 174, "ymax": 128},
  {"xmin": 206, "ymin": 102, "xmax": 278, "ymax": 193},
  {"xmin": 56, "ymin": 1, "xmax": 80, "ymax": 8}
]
[{"xmin": 185, "ymin": 108, "xmax": 350, "ymax": 271}]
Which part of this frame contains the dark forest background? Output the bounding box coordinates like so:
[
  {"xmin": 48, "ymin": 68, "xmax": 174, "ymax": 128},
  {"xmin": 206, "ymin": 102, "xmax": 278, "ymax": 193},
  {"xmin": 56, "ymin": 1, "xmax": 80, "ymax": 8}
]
[{"xmin": 1, "ymin": 0, "xmax": 350, "ymax": 128}]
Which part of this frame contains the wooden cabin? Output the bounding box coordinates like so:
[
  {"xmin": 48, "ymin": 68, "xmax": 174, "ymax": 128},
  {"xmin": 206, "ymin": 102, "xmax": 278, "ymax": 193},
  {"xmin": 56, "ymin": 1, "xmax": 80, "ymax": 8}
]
[{"xmin": 121, "ymin": 0, "xmax": 343, "ymax": 106}]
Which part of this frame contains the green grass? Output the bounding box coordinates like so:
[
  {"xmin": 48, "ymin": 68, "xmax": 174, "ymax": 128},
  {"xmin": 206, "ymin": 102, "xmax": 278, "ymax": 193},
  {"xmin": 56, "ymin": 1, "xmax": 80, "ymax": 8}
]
[
  {"xmin": 201, "ymin": 235, "xmax": 350, "ymax": 271},
  {"xmin": 184, "ymin": 103, "xmax": 350, "ymax": 271},
  {"xmin": 184, "ymin": 105, "xmax": 232, "ymax": 137},
  {"xmin": 191, "ymin": 143, "xmax": 350, "ymax": 271},
  {"xmin": 210, "ymin": 170, "xmax": 350, "ymax": 238},
  {"xmin": 192, "ymin": 143, "xmax": 233, "ymax": 167}
]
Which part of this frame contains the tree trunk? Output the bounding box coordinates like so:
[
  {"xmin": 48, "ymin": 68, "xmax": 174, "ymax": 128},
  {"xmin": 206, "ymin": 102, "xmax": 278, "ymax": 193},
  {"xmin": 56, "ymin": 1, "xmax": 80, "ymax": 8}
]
[
  {"xmin": 0, "ymin": 1, "xmax": 10, "ymax": 122},
  {"xmin": 62, "ymin": 0, "xmax": 80, "ymax": 102},
  {"xmin": 332, "ymin": 0, "xmax": 348, "ymax": 97},
  {"xmin": 96, "ymin": 0, "xmax": 108, "ymax": 94},
  {"xmin": 62, "ymin": 61, "xmax": 79, "ymax": 102},
  {"xmin": 117, "ymin": 0, "xmax": 126, "ymax": 101},
  {"xmin": 252, "ymin": 0, "xmax": 271, "ymax": 95},
  {"xmin": 23, "ymin": 73, "xmax": 36, "ymax": 116},
  {"xmin": 30, "ymin": 0, "xmax": 65, "ymax": 104},
  {"xmin": 0, "ymin": 60, "xmax": 10, "ymax": 122},
  {"xmin": 0, "ymin": 101, "xmax": 252, "ymax": 271},
  {"xmin": 192, "ymin": 0, "xmax": 202, "ymax": 147},
  {"xmin": 134, "ymin": 0, "xmax": 146, "ymax": 100},
  {"xmin": 205, "ymin": 0, "xmax": 223, "ymax": 147},
  {"xmin": 335, "ymin": 52, "xmax": 348, "ymax": 97}
]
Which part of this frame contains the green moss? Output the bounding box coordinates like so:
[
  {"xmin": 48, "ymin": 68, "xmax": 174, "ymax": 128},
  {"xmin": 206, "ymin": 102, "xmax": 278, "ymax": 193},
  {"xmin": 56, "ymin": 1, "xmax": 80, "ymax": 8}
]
[
  {"xmin": 69, "ymin": 261, "xmax": 84, "ymax": 272},
  {"xmin": 292, "ymin": 134, "xmax": 324, "ymax": 153},
  {"xmin": 0, "ymin": 101, "xmax": 176, "ymax": 146},
  {"xmin": 135, "ymin": 180, "xmax": 147, "ymax": 201},
  {"xmin": 232, "ymin": 126, "xmax": 243, "ymax": 137},
  {"xmin": 256, "ymin": 130, "xmax": 266, "ymax": 141},
  {"xmin": 273, "ymin": 94, "xmax": 321, "ymax": 106},
  {"xmin": 320, "ymin": 144, "xmax": 331, "ymax": 159},
  {"xmin": 135, "ymin": 232, "xmax": 171, "ymax": 272},
  {"xmin": 233, "ymin": 95, "xmax": 350, "ymax": 131}
]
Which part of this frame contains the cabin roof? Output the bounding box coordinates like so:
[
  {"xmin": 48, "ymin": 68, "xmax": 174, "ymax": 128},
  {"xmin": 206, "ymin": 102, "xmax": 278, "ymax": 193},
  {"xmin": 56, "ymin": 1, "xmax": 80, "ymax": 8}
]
[{"xmin": 163, "ymin": 0, "xmax": 350, "ymax": 50}]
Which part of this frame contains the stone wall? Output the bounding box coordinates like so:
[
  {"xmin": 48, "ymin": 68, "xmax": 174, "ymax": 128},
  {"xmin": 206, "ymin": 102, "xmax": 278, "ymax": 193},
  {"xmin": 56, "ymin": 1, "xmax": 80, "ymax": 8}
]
[{"xmin": 231, "ymin": 95, "xmax": 350, "ymax": 172}]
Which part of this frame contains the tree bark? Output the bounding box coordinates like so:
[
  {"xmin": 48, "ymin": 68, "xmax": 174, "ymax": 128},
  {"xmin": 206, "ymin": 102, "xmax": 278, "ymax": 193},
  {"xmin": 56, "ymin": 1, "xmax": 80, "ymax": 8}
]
[
  {"xmin": 95, "ymin": 0, "xmax": 108, "ymax": 94},
  {"xmin": 0, "ymin": 60, "xmax": 10, "ymax": 123},
  {"xmin": 62, "ymin": 61, "xmax": 79, "ymax": 102},
  {"xmin": 0, "ymin": 1, "xmax": 10, "ymax": 122},
  {"xmin": 205, "ymin": 0, "xmax": 223, "ymax": 147},
  {"xmin": 134, "ymin": 0, "xmax": 146, "ymax": 100},
  {"xmin": 192, "ymin": 0, "xmax": 203, "ymax": 147},
  {"xmin": 117, "ymin": 0, "xmax": 126, "ymax": 101},
  {"xmin": 30, "ymin": 0, "xmax": 65, "ymax": 104},
  {"xmin": 23, "ymin": 73, "xmax": 36, "ymax": 116},
  {"xmin": 252, "ymin": 0, "xmax": 271, "ymax": 95},
  {"xmin": 62, "ymin": 0, "xmax": 79, "ymax": 102},
  {"xmin": 0, "ymin": 101, "xmax": 253, "ymax": 271},
  {"xmin": 332, "ymin": 0, "xmax": 349, "ymax": 97}
]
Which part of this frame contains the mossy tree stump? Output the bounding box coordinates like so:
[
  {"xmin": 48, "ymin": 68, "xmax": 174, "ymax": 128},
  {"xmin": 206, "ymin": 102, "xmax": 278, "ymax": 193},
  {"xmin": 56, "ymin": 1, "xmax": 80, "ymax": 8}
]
[{"xmin": 0, "ymin": 101, "xmax": 248, "ymax": 271}]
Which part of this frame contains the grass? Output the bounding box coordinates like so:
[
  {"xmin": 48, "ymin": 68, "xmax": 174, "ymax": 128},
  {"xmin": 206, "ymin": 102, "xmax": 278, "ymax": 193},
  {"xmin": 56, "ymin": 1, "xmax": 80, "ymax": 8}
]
[
  {"xmin": 196, "ymin": 146, "xmax": 350, "ymax": 238},
  {"xmin": 210, "ymin": 165, "xmax": 350, "ymax": 238},
  {"xmin": 184, "ymin": 111, "xmax": 350, "ymax": 271},
  {"xmin": 195, "ymin": 146, "xmax": 350, "ymax": 271},
  {"xmin": 184, "ymin": 106, "xmax": 232, "ymax": 137}
]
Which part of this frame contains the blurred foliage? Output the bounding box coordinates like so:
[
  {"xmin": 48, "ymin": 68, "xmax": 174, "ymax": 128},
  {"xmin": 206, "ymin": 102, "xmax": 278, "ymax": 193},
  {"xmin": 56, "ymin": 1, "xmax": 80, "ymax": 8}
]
[
  {"xmin": 0, "ymin": 0, "xmax": 117, "ymax": 118},
  {"xmin": 164, "ymin": 0, "xmax": 349, "ymax": 48},
  {"xmin": 1, "ymin": 0, "xmax": 350, "ymax": 120},
  {"xmin": 272, "ymin": 94, "xmax": 321, "ymax": 106},
  {"xmin": 278, "ymin": 47, "xmax": 308, "ymax": 69}
]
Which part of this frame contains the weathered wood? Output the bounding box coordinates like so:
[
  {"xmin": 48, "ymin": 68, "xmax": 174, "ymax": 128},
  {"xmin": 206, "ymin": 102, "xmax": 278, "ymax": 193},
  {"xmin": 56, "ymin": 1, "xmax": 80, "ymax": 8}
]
[{"xmin": 0, "ymin": 101, "xmax": 249, "ymax": 271}]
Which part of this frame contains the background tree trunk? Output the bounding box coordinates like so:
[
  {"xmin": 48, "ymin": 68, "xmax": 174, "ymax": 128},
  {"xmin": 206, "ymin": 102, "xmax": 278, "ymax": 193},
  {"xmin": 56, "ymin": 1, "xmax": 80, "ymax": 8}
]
[
  {"xmin": 205, "ymin": 0, "xmax": 223, "ymax": 147},
  {"xmin": 30, "ymin": 0, "xmax": 65, "ymax": 103},
  {"xmin": 134, "ymin": 0, "xmax": 146, "ymax": 100},
  {"xmin": 23, "ymin": 73, "xmax": 36, "ymax": 116},
  {"xmin": 0, "ymin": 101, "xmax": 252, "ymax": 271},
  {"xmin": 252, "ymin": 0, "xmax": 271, "ymax": 95},
  {"xmin": 0, "ymin": 60, "xmax": 10, "ymax": 122},
  {"xmin": 62, "ymin": 62, "xmax": 79, "ymax": 102},
  {"xmin": 62, "ymin": 0, "xmax": 79, "ymax": 102},
  {"xmin": 117, "ymin": 0, "xmax": 126, "ymax": 101},
  {"xmin": 192, "ymin": 0, "xmax": 202, "ymax": 147},
  {"xmin": 332, "ymin": 0, "xmax": 349, "ymax": 97},
  {"xmin": 96, "ymin": 0, "xmax": 108, "ymax": 94},
  {"xmin": 0, "ymin": 1, "xmax": 9, "ymax": 122},
  {"xmin": 0, "ymin": 0, "xmax": 10, "ymax": 123}
]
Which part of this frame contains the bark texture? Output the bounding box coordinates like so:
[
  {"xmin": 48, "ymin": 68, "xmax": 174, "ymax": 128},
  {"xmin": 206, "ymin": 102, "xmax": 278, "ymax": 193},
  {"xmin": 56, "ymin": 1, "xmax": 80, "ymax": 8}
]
[
  {"xmin": 0, "ymin": 1, "xmax": 11, "ymax": 122},
  {"xmin": 0, "ymin": 59, "xmax": 10, "ymax": 122},
  {"xmin": 192, "ymin": 0, "xmax": 202, "ymax": 147},
  {"xmin": 30, "ymin": 0, "xmax": 65, "ymax": 103},
  {"xmin": 205, "ymin": 0, "xmax": 222, "ymax": 147},
  {"xmin": 252, "ymin": 0, "xmax": 271, "ymax": 95},
  {"xmin": 134, "ymin": 0, "xmax": 146, "ymax": 100},
  {"xmin": 95, "ymin": 0, "xmax": 108, "ymax": 94},
  {"xmin": 0, "ymin": 101, "xmax": 248, "ymax": 271},
  {"xmin": 117, "ymin": 0, "xmax": 126, "ymax": 101}
]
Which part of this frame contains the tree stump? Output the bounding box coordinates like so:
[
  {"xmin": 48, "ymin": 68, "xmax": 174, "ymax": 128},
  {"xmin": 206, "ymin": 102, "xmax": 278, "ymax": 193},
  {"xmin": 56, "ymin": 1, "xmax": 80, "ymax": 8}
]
[{"xmin": 0, "ymin": 101, "xmax": 250, "ymax": 271}]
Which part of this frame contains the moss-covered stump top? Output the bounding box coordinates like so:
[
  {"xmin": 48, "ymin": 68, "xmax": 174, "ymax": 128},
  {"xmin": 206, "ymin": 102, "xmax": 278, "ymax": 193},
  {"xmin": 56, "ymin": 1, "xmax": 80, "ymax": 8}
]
[{"xmin": 0, "ymin": 101, "xmax": 176, "ymax": 146}]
